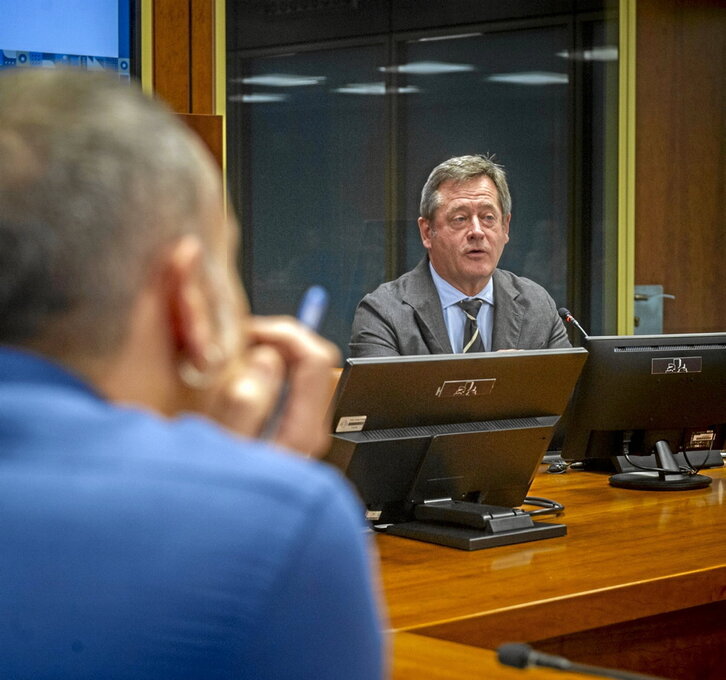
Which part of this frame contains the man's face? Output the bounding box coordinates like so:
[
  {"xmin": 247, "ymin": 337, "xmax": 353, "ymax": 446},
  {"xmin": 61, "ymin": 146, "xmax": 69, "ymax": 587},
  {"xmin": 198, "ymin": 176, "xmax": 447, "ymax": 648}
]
[{"xmin": 418, "ymin": 175, "xmax": 510, "ymax": 296}]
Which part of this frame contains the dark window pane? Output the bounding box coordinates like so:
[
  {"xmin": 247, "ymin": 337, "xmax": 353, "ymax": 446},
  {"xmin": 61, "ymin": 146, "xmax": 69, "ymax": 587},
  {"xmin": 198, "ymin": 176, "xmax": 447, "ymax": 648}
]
[
  {"xmin": 399, "ymin": 26, "xmax": 570, "ymax": 308},
  {"xmin": 226, "ymin": 7, "xmax": 619, "ymax": 354},
  {"xmin": 228, "ymin": 45, "xmax": 388, "ymax": 350}
]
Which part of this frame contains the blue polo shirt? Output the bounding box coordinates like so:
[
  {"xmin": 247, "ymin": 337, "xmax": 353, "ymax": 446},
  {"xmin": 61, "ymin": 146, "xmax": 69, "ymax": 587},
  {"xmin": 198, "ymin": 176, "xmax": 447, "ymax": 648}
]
[{"xmin": 0, "ymin": 347, "xmax": 386, "ymax": 680}]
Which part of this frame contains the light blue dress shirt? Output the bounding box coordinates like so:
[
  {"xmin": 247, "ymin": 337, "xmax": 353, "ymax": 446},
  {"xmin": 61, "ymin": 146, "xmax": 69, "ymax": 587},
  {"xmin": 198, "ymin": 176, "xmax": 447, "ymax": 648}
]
[{"xmin": 429, "ymin": 263, "xmax": 494, "ymax": 352}]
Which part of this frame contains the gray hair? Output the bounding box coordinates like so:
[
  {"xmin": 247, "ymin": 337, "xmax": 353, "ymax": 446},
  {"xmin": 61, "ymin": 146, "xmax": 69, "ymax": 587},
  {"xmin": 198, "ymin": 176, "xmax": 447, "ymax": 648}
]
[
  {"xmin": 419, "ymin": 154, "xmax": 512, "ymax": 221},
  {"xmin": 0, "ymin": 68, "xmax": 217, "ymax": 357}
]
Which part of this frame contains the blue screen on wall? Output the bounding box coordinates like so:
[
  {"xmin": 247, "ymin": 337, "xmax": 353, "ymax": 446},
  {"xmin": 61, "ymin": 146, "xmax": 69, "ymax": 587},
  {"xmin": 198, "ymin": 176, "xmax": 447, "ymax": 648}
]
[{"xmin": 0, "ymin": 1, "xmax": 136, "ymax": 79}]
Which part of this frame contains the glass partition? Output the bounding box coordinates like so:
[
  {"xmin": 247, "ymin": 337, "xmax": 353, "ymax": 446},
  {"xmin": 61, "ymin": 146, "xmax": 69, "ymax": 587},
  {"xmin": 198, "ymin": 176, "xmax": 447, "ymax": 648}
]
[
  {"xmin": 227, "ymin": 6, "xmax": 619, "ymax": 355},
  {"xmin": 227, "ymin": 43, "xmax": 389, "ymax": 349},
  {"xmin": 396, "ymin": 25, "xmax": 570, "ymax": 308}
]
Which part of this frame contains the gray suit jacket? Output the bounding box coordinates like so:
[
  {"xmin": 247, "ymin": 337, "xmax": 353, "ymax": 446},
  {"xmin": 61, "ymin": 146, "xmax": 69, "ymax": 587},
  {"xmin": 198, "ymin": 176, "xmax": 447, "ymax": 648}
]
[{"xmin": 349, "ymin": 258, "xmax": 571, "ymax": 357}]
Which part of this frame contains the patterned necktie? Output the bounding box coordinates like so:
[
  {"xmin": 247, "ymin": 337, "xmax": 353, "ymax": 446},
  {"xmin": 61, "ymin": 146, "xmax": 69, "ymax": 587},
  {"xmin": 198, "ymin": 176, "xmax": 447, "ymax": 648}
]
[{"xmin": 457, "ymin": 298, "xmax": 486, "ymax": 353}]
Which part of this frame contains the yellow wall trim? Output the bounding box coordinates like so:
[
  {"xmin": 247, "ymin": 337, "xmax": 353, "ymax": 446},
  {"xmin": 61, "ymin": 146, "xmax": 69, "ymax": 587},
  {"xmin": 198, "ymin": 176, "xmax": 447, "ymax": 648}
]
[
  {"xmin": 617, "ymin": 0, "xmax": 636, "ymax": 334},
  {"xmin": 140, "ymin": 0, "xmax": 153, "ymax": 94},
  {"xmin": 215, "ymin": 0, "xmax": 227, "ymax": 198}
]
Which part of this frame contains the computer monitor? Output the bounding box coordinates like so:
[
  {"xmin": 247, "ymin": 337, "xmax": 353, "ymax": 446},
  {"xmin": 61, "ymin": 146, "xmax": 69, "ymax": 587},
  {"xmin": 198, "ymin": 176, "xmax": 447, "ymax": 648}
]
[
  {"xmin": 560, "ymin": 333, "xmax": 726, "ymax": 490},
  {"xmin": 0, "ymin": 1, "xmax": 139, "ymax": 80},
  {"xmin": 324, "ymin": 348, "xmax": 587, "ymax": 550}
]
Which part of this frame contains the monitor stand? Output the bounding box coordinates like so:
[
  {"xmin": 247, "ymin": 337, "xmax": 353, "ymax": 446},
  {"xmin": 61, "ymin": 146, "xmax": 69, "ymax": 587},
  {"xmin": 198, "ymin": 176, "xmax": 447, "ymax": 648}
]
[
  {"xmin": 609, "ymin": 440, "xmax": 712, "ymax": 491},
  {"xmin": 612, "ymin": 448, "xmax": 723, "ymax": 473},
  {"xmin": 383, "ymin": 500, "xmax": 566, "ymax": 551}
]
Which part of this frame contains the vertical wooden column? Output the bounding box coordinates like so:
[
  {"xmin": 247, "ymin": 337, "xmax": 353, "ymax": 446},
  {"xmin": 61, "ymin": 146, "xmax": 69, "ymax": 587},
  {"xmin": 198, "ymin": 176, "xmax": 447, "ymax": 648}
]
[
  {"xmin": 634, "ymin": 0, "xmax": 725, "ymax": 333},
  {"xmin": 151, "ymin": 0, "xmax": 223, "ymax": 169},
  {"xmin": 152, "ymin": 0, "xmax": 191, "ymax": 113},
  {"xmin": 190, "ymin": 0, "xmax": 216, "ymax": 114}
]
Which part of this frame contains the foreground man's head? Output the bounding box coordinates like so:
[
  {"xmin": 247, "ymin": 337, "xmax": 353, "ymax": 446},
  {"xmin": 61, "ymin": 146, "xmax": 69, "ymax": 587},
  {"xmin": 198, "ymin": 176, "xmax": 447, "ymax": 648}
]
[{"xmin": 0, "ymin": 67, "xmax": 250, "ymax": 421}]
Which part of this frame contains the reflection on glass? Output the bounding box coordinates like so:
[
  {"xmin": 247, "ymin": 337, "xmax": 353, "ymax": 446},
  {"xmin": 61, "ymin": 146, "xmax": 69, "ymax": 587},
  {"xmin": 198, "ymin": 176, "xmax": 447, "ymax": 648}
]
[
  {"xmin": 226, "ymin": 14, "xmax": 619, "ymax": 353},
  {"xmin": 227, "ymin": 45, "xmax": 388, "ymax": 353},
  {"xmin": 580, "ymin": 20, "xmax": 620, "ymax": 335},
  {"xmin": 399, "ymin": 27, "xmax": 570, "ymax": 309}
]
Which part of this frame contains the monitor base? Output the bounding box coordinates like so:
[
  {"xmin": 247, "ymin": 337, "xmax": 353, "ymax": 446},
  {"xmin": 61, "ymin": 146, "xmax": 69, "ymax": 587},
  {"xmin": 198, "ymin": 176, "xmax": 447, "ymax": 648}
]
[
  {"xmin": 385, "ymin": 520, "xmax": 566, "ymax": 550},
  {"xmin": 613, "ymin": 449, "xmax": 723, "ymax": 473},
  {"xmin": 571, "ymin": 449, "xmax": 724, "ymax": 473},
  {"xmin": 384, "ymin": 503, "xmax": 567, "ymax": 551},
  {"xmin": 608, "ymin": 439, "xmax": 713, "ymax": 491},
  {"xmin": 609, "ymin": 471, "xmax": 712, "ymax": 491}
]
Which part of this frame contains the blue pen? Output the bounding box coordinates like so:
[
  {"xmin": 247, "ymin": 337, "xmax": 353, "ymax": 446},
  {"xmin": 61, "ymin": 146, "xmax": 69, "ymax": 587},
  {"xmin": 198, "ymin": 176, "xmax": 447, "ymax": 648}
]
[
  {"xmin": 261, "ymin": 285, "xmax": 330, "ymax": 439},
  {"xmin": 296, "ymin": 285, "xmax": 329, "ymax": 331}
]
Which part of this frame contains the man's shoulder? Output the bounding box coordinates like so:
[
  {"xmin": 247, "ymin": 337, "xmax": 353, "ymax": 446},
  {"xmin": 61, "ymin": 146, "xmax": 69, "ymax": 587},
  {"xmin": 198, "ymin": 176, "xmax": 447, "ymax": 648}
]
[
  {"xmin": 0, "ymin": 367, "xmax": 350, "ymax": 515},
  {"xmin": 361, "ymin": 258, "xmax": 431, "ymax": 304},
  {"xmin": 112, "ymin": 407, "xmax": 353, "ymax": 517},
  {"xmin": 494, "ymin": 268, "xmax": 555, "ymax": 301}
]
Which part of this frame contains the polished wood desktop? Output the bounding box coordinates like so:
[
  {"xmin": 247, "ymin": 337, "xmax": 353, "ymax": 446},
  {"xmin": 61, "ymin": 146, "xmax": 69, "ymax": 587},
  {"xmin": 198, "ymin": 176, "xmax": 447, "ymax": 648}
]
[{"xmin": 383, "ymin": 464, "xmax": 726, "ymax": 680}]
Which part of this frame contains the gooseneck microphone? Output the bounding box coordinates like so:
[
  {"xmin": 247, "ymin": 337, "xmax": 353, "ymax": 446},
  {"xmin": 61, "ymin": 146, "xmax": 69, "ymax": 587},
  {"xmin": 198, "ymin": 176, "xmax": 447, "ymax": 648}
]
[
  {"xmin": 497, "ymin": 643, "xmax": 665, "ymax": 680},
  {"xmin": 558, "ymin": 307, "xmax": 589, "ymax": 340}
]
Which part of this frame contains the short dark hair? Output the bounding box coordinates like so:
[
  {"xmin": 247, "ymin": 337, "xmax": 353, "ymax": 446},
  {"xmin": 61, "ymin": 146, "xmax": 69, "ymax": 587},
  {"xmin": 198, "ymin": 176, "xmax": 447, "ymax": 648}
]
[
  {"xmin": 0, "ymin": 69, "xmax": 216, "ymax": 355},
  {"xmin": 419, "ymin": 154, "xmax": 512, "ymax": 221}
]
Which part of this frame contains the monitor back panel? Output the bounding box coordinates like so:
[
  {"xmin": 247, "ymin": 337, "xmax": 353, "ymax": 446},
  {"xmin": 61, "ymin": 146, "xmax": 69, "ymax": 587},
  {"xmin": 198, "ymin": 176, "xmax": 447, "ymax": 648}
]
[{"xmin": 331, "ymin": 348, "xmax": 587, "ymax": 433}]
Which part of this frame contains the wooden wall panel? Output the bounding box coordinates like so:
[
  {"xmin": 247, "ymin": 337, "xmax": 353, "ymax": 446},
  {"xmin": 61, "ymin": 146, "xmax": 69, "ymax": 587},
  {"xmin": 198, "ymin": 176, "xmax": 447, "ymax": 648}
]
[
  {"xmin": 191, "ymin": 0, "xmax": 216, "ymax": 114},
  {"xmin": 152, "ymin": 1, "xmax": 220, "ymax": 170},
  {"xmin": 153, "ymin": 0, "xmax": 191, "ymax": 113},
  {"xmin": 177, "ymin": 113, "xmax": 223, "ymax": 169},
  {"xmin": 635, "ymin": 0, "xmax": 725, "ymax": 333}
]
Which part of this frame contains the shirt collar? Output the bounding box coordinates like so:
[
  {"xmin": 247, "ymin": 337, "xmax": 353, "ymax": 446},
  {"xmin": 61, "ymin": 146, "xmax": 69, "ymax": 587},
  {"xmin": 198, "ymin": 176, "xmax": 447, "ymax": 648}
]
[
  {"xmin": 0, "ymin": 346, "xmax": 104, "ymax": 400},
  {"xmin": 428, "ymin": 262, "xmax": 495, "ymax": 309}
]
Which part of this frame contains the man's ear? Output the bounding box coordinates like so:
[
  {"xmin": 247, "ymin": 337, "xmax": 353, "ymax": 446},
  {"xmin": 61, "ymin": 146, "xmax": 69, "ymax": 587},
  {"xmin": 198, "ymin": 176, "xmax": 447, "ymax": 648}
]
[
  {"xmin": 503, "ymin": 213, "xmax": 511, "ymax": 243},
  {"xmin": 418, "ymin": 216, "xmax": 433, "ymax": 250},
  {"xmin": 164, "ymin": 235, "xmax": 216, "ymax": 372}
]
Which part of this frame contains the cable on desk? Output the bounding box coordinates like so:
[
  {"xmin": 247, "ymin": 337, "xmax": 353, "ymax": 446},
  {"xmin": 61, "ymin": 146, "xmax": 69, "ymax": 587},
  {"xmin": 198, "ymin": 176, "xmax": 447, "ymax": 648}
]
[
  {"xmin": 546, "ymin": 460, "xmax": 571, "ymax": 474},
  {"xmin": 522, "ymin": 496, "xmax": 564, "ymax": 517},
  {"xmin": 683, "ymin": 448, "xmax": 716, "ymax": 475},
  {"xmin": 623, "ymin": 453, "xmax": 700, "ymax": 476}
]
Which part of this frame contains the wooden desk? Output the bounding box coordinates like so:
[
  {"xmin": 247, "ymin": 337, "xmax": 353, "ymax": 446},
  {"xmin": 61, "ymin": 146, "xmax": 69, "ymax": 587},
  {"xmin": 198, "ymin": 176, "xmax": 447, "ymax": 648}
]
[{"xmin": 381, "ymin": 465, "xmax": 726, "ymax": 680}]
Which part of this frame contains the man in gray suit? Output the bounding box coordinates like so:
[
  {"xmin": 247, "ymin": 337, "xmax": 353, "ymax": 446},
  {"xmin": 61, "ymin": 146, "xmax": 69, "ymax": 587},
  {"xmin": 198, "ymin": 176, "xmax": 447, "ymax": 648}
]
[{"xmin": 350, "ymin": 155, "xmax": 570, "ymax": 357}]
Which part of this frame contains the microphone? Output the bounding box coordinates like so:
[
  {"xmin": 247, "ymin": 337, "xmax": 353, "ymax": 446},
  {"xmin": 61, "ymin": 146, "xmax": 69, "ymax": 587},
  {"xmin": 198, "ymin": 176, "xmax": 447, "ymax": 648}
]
[
  {"xmin": 497, "ymin": 643, "xmax": 665, "ymax": 680},
  {"xmin": 558, "ymin": 307, "xmax": 589, "ymax": 340}
]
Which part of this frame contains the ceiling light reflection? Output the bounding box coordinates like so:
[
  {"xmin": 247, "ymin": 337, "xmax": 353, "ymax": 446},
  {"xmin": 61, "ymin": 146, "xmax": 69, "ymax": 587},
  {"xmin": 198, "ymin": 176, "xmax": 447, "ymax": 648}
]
[
  {"xmin": 487, "ymin": 72, "xmax": 568, "ymax": 85},
  {"xmin": 557, "ymin": 46, "xmax": 618, "ymax": 61},
  {"xmin": 334, "ymin": 82, "xmax": 420, "ymax": 95},
  {"xmin": 414, "ymin": 33, "xmax": 482, "ymax": 43},
  {"xmin": 231, "ymin": 74, "xmax": 326, "ymax": 87},
  {"xmin": 380, "ymin": 61, "xmax": 475, "ymax": 75},
  {"xmin": 229, "ymin": 93, "xmax": 289, "ymax": 103}
]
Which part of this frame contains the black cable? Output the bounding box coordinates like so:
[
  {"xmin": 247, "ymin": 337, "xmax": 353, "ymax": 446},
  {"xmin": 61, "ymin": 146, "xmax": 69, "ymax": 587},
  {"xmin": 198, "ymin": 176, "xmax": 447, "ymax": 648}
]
[
  {"xmin": 683, "ymin": 448, "xmax": 714, "ymax": 474},
  {"xmin": 522, "ymin": 496, "xmax": 564, "ymax": 517},
  {"xmin": 619, "ymin": 432, "xmax": 694, "ymax": 475},
  {"xmin": 620, "ymin": 431, "xmax": 717, "ymax": 476},
  {"xmin": 622, "ymin": 453, "xmax": 696, "ymax": 476},
  {"xmin": 546, "ymin": 460, "xmax": 571, "ymax": 474}
]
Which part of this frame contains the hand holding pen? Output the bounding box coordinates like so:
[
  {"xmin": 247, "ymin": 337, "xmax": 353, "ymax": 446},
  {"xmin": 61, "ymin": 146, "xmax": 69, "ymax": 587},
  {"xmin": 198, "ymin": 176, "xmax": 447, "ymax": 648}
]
[
  {"xmin": 258, "ymin": 285, "xmax": 331, "ymax": 445},
  {"xmin": 203, "ymin": 286, "xmax": 338, "ymax": 458}
]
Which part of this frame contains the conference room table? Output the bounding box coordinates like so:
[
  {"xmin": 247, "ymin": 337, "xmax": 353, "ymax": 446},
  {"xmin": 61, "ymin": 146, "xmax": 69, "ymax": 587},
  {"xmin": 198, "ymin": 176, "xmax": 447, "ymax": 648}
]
[{"xmin": 383, "ymin": 462, "xmax": 726, "ymax": 680}]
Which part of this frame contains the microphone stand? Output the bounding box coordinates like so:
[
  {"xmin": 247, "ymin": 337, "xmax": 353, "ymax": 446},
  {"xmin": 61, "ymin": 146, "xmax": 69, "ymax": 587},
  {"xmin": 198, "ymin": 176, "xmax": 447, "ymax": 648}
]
[{"xmin": 497, "ymin": 643, "xmax": 666, "ymax": 680}]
